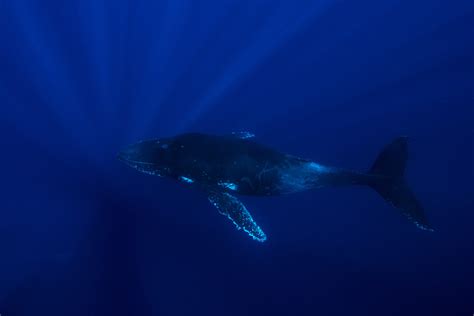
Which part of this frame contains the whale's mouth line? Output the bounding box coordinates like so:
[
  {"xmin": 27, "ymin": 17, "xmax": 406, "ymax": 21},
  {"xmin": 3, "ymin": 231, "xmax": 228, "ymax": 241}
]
[
  {"xmin": 119, "ymin": 158, "xmax": 156, "ymax": 165},
  {"xmin": 117, "ymin": 152, "xmax": 157, "ymax": 165},
  {"xmin": 118, "ymin": 155, "xmax": 166, "ymax": 177}
]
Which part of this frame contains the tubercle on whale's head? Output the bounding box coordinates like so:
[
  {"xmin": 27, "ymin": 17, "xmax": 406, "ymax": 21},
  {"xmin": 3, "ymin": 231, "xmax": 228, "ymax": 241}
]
[{"xmin": 117, "ymin": 138, "xmax": 174, "ymax": 176}]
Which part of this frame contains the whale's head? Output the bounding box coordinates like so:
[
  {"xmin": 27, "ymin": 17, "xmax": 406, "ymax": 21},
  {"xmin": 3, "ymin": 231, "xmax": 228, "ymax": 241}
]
[{"xmin": 118, "ymin": 138, "xmax": 174, "ymax": 177}]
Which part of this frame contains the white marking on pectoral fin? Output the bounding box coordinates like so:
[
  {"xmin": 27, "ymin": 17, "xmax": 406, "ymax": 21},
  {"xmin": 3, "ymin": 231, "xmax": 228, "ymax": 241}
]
[
  {"xmin": 307, "ymin": 162, "xmax": 329, "ymax": 172},
  {"xmin": 208, "ymin": 192, "xmax": 267, "ymax": 242},
  {"xmin": 218, "ymin": 181, "xmax": 238, "ymax": 191},
  {"xmin": 231, "ymin": 131, "xmax": 255, "ymax": 139},
  {"xmin": 179, "ymin": 176, "xmax": 194, "ymax": 183}
]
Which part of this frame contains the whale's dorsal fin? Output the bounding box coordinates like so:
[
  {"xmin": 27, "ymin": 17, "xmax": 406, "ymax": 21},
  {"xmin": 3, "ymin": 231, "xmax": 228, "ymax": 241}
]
[
  {"xmin": 208, "ymin": 191, "xmax": 266, "ymax": 242},
  {"xmin": 231, "ymin": 131, "xmax": 255, "ymax": 139}
]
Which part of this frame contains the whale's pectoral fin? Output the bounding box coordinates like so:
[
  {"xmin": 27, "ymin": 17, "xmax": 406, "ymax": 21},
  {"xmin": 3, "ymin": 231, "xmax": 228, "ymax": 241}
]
[
  {"xmin": 231, "ymin": 131, "xmax": 255, "ymax": 139},
  {"xmin": 208, "ymin": 191, "xmax": 267, "ymax": 242}
]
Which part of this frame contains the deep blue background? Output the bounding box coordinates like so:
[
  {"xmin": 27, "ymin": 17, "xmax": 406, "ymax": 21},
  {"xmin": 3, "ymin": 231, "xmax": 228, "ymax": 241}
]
[{"xmin": 0, "ymin": 0, "xmax": 473, "ymax": 315}]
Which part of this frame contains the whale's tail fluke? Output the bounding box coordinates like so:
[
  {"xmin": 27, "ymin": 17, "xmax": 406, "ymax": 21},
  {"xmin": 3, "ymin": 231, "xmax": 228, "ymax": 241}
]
[{"xmin": 368, "ymin": 137, "xmax": 434, "ymax": 231}]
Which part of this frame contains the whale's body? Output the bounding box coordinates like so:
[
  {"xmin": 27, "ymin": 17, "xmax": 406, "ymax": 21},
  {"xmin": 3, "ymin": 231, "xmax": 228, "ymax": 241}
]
[{"xmin": 118, "ymin": 132, "xmax": 433, "ymax": 241}]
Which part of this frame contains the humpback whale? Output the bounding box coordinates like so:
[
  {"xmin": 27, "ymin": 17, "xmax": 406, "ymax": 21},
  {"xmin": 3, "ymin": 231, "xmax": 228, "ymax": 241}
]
[{"xmin": 118, "ymin": 132, "xmax": 433, "ymax": 242}]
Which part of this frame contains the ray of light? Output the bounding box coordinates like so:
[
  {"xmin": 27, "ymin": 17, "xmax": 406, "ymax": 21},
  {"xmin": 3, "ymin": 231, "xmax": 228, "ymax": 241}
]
[
  {"xmin": 75, "ymin": 0, "xmax": 112, "ymax": 122},
  {"xmin": 126, "ymin": 0, "xmax": 191, "ymax": 140},
  {"xmin": 130, "ymin": 0, "xmax": 262, "ymax": 139},
  {"xmin": 4, "ymin": 0, "xmax": 94, "ymax": 154},
  {"xmin": 173, "ymin": 0, "xmax": 336, "ymax": 133},
  {"xmin": 86, "ymin": 0, "xmax": 138, "ymax": 163},
  {"xmin": 108, "ymin": 0, "xmax": 136, "ymax": 142}
]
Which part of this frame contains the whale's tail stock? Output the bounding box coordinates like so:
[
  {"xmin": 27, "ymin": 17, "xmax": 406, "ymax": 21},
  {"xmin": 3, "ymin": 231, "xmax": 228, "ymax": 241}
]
[{"xmin": 367, "ymin": 137, "xmax": 434, "ymax": 231}]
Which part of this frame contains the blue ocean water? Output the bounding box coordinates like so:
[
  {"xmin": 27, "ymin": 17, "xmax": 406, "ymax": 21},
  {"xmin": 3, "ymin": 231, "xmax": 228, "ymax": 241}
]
[{"xmin": 0, "ymin": 0, "xmax": 473, "ymax": 315}]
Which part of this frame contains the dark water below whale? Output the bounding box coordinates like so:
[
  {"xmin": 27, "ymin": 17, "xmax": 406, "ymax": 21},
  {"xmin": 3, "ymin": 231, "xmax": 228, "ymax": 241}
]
[{"xmin": 0, "ymin": 0, "xmax": 473, "ymax": 315}]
